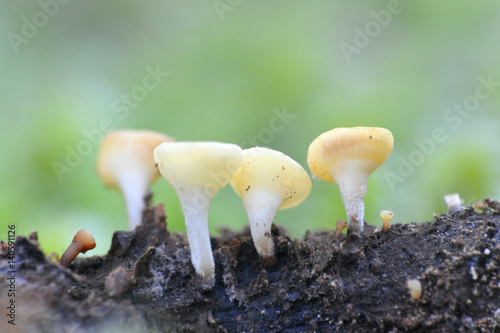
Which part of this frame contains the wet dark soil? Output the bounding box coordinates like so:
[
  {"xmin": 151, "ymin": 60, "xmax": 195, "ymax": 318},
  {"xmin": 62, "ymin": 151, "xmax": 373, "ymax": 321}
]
[{"xmin": 1, "ymin": 198, "xmax": 500, "ymax": 333}]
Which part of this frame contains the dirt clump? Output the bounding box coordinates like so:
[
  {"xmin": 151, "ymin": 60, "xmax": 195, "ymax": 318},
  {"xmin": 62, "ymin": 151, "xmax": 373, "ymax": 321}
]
[{"xmin": 1, "ymin": 199, "xmax": 499, "ymax": 332}]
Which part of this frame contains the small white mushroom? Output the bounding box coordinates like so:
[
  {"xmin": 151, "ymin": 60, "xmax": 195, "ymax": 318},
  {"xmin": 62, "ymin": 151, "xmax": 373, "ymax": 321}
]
[
  {"xmin": 154, "ymin": 141, "xmax": 243, "ymax": 282},
  {"xmin": 96, "ymin": 130, "xmax": 173, "ymax": 229},
  {"xmin": 230, "ymin": 147, "xmax": 311, "ymax": 264},
  {"xmin": 380, "ymin": 210, "xmax": 394, "ymax": 232},
  {"xmin": 406, "ymin": 278, "xmax": 422, "ymax": 300},
  {"xmin": 444, "ymin": 193, "xmax": 462, "ymax": 214}
]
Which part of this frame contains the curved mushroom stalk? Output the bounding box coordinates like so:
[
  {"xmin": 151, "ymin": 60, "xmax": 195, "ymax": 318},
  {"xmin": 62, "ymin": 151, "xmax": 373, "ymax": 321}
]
[{"xmin": 242, "ymin": 189, "xmax": 283, "ymax": 263}]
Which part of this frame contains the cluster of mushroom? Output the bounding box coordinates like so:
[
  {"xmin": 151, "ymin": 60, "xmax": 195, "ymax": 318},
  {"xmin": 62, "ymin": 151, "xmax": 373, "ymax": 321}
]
[
  {"xmin": 89, "ymin": 126, "xmax": 394, "ymax": 285},
  {"xmin": 152, "ymin": 143, "xmax": 312, "ymax": 281}
]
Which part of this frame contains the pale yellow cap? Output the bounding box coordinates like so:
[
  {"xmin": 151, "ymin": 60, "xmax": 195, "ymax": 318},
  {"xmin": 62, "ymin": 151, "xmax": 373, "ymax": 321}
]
[
  {"xmin": 380, "ymin": 210, "xmax": 394, "ymax": 219},
  {"xmin": 154, "ymin": 141, "xmax": 243, "ymax": 197},
  {"xmin": 231, "ymin": 147, "xmax": 312, "ymax": 210},
  {"xmin": 307, "ymin": 127, "xmax": 394, "ymax": 183},
  {"xmin": 96, "ymin": 130, "xmax": 173, "ymax": 189}
]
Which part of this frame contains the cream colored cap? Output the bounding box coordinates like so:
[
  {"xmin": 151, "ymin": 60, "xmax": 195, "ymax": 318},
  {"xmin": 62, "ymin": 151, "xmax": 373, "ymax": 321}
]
[
  {"xmin": 307, "ymin": 127, "xmax": 393, "ymax": 182},
  {"xmin": 154, "ymin": 141, "xmax": 243, "ymax": 198},
  {"xmin": 231, "ymin": 147, "xmax": 312, "ymax": 209},
  {"xmin": 96, "ymin": 130, "xmax": 173, "ymax": 189}
]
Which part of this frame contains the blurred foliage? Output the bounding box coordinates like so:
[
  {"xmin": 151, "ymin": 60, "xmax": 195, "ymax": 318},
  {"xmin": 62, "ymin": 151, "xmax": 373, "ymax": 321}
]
[{"xmin": 1, "ymin": 1, "xmax": 499, "ymax": 256}]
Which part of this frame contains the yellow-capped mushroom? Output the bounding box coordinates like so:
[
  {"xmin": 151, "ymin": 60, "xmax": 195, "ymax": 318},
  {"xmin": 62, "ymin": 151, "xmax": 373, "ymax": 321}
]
[
  {"xmin": 230, "ymin": 147, "xmax": 311, "ymax": 264},
  {"xmin": 308, "ymin": 127, "xmax": 393, "ymax": 233},
  {"xmin": 154, "ymin": 141, "xmax": 243, "ymax": 283},
  {"xmin": 96, "ymin": 130, "xmax": 173, "ymax": 229},
  {"xmin": 380, "ymin": 210, "xmax": 394, "ymax": 232}
]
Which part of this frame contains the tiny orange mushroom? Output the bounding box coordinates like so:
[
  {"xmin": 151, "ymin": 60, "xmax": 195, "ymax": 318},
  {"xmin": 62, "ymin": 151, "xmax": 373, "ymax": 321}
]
[{"xmin": 60, "ymin": 229, "xmax": 96, "ymax": 268}]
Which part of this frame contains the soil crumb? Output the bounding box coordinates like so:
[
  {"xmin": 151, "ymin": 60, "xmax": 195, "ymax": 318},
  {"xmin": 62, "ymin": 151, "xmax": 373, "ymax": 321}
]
[{"xmin": 1, "ymin": 199, "xmax": 499, "ymax": 333}]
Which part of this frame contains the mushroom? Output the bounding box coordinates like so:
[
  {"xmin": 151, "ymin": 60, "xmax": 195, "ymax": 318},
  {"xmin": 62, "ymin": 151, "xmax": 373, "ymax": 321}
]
[
  {"xmin": 473, "ymin": 200, "xmax": 488, "ymax": 211},
  {"xmin": 406, "ymin": 278, "xmax": 422, "ymax": 300},
  {"xmin": 230, "ymin": 147, "xmax": 312, "ymax": 264},
  {"xmin": 154, "ymin": 141, "xmax": 243, "ymax": 282},
  {"xmin": 444, "ymin": 193, "xmax": 462, "ymax": 214},
  {"xmin": 380, "ymin": 210, "xmax": 393, "ymax": 232},
  {"xmin": 307, "ymin": 127, "xmax": 394, "ymax": 234},
  {"xmin": 96, "ymin": 130, "xmax": 173, "ymax": 229},
  {"xmin": 60, "ymin": 229, "xmax": 96, "ymax": 268},
  {"xmin": 335, "ymin": 219, "xmax": 348, "ymax": 238}
]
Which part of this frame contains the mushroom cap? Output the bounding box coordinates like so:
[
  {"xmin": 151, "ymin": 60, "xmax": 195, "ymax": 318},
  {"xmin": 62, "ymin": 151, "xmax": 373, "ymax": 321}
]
[
  {"xmin": 96, "ymin": 130, "xmax": 173, "ymax": 189},
  {"xmin": 307, "ymin": 127, "xmax": 394, "ymax": 182},
  {"xmin": 230, "ymin": 147, "xmax": 312, "ymax": 210},
  {"xmin": 154, "ymin": 141, "xmax": 243, "ymax": 196},
  {"xmin": 336, "ymin": 219, "xmax": 348, "ymax": 228},
  {"xmin": 380, "ymin": 210, "xmax": 394, "ymax": 218},
  {"xmin": 73, "ymin": 229, "xmax": 96, "ymax": 252}
]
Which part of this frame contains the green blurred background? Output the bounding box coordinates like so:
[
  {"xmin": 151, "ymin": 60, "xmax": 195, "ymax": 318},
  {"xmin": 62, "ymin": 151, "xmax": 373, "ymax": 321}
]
[{"xmin": 1, "ymin": 1, "xmax": 499, "ymax": 257}]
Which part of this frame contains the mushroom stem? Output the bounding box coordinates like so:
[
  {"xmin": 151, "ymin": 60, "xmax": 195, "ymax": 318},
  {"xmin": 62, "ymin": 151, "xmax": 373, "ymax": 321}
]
[
  {"xmin": 118, "ymin": 172, "xmax": 149, "ymax": 229},
  {"xmin": 380, "ymin": 210, "xmax": 394, "ymax": 232},
  {"xmin": 178, "ymin": 190, "xmax": 215, "ymax": 281},
  {"xmin": 60, "ymin": 245, "xmax": 80, "ymax": 268},
  {"xmin": 242, "ymin": 189, "xmax": 282, "ymax": 264},
  {"xmin": 333, "ymin": 168, "xmax": 369, "ymax": 234}
]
